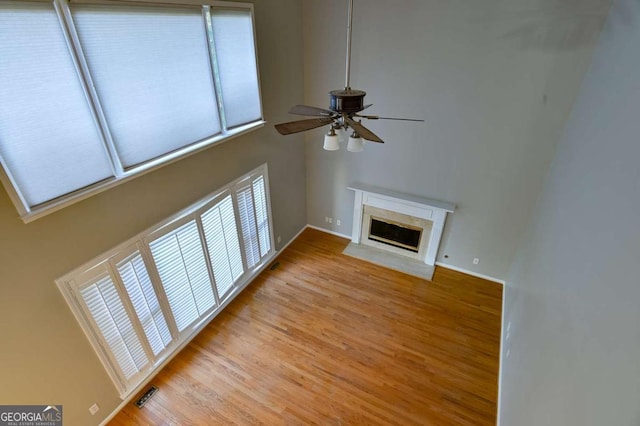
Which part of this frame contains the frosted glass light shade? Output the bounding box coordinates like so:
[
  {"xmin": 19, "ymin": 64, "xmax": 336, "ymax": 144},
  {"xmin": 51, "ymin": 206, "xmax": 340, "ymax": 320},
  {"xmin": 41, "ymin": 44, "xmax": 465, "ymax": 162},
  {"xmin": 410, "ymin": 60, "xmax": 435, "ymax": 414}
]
[
  {"xmin": 323, "ymin": 133, "xmax": 340, "ymax": 151},
  {"xmin": 347, "ymin": 135, "xmax": 364, "ymax": 152}
]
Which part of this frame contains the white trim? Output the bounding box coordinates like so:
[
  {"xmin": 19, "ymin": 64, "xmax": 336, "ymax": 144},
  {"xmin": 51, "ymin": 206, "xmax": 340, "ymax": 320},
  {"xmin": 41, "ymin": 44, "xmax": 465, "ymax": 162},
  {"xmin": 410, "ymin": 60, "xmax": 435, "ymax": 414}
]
[
  {"xmin": 56, "ymin": 163, "xmax": 272, "ymax": 400},
  {"xmin": 276, "ymin": 225, "xmax": 308, "ymax": 253},
  {"xmin": 1, "ymin": 0, "xmax": 264, "ymax": 223},
  {"xmin": 306, "ymin": 224, "xmax": 351, "ymax": 240},
  {"xmin": 98, "ymin": 249, "xmax": 276, "ymax": 426},
  {"xmin": 434, "ymin": 261, "xmax": 506, "ymax": 285},
  {"xmin": 497, "ymin": 283, "xmax": 506, "ymax": 426},
  {"xmin": 348, "ymin": 184, "xmax": 454, "ymax": 266},
  {"xmin": 19, "ymin": 121, "xmax": 265, "ymax": 223},
  {"xmin": 99, "ymin": 223, "xmax": 305, "ymax": 426}
]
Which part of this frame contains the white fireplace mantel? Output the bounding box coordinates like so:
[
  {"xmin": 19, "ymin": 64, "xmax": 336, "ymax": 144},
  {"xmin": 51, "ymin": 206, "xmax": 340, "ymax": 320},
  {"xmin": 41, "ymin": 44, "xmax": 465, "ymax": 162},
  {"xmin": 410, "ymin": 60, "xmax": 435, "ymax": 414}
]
[{"xmin": 348, "ymin": 183, "xmax": 455, "ymax": 266}]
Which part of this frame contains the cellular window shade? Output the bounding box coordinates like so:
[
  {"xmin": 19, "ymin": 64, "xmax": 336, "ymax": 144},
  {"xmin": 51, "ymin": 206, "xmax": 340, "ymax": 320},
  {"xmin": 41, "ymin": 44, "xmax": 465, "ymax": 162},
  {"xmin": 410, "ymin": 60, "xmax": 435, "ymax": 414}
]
[
  {"xmin": 149, "ymin": 221, "xmax": 215, "ymax": 333},
  {"xmin": 80, "ymin": 276, "xmax": 149, "ymax": 380},
  {"xmin": 211, "ymin": 9, "xmax": 261, "ymax": 128},
  {"xmin": 71, "ymin": 5, "xmax": 221, "ymax": 168},
  {"xmin": 0, "ymin": 2, "xmax": 114, "ymax": 207},
  {"xmin": 201, "ymin": 195, "xmax": 244, "ymax": 299},
  {"xmin": 237, "ymin": 186, "xmax": 260, "ymax": 269},
  {"xmin": 117, "ymin": 254, "xmax": 172, "ymax": 356},
  {"xmin": 252, "ymin": 176, "xmax": 271, "ymax": 257}
]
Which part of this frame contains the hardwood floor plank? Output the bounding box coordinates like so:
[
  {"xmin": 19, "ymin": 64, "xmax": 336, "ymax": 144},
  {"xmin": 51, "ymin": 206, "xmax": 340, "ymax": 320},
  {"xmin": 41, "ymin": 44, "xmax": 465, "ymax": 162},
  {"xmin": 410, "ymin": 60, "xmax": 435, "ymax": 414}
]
[{"xmin": 109, "ymin": 228, "xmax": 502, "ymax": 425}]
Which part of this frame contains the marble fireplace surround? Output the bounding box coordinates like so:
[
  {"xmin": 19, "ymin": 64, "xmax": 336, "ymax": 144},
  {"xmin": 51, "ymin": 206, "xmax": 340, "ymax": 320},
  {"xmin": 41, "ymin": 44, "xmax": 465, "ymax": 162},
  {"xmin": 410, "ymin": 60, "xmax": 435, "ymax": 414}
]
[{"xmin": 345, "ymin": 183, "xmax": 455, "ymax": 280}]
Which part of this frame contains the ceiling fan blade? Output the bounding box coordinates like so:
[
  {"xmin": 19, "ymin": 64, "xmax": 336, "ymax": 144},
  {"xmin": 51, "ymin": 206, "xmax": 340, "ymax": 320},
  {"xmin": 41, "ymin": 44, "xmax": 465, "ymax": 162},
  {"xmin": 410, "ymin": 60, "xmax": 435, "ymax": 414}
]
[
  {"xmin": 361, "ymin": 104, "xmax": 373, "ymax": 111},
  {"xmin": 345, "ymin": 117, "xmax": 384, "ymax": 143},
  {"xmin": 275, "ymin": 117, "xmax": 335, "ymax": 135},
  {"xmin": 289, "ymin": 104, "xmax": 336, "ymax": 117},
  {"xmin": 355, "ymin": 114, "xmax": 424, "ymax": 122}
]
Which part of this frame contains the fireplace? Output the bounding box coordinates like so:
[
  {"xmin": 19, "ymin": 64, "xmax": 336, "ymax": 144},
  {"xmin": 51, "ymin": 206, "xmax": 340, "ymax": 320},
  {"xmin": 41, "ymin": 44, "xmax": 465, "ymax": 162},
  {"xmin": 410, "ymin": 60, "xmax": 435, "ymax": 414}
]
[
  {"xmin": 369, "ymin": 217, "xmax": 422, "ymax": 253},
  {"xmin": 361, "ymin": 204, "xmax": 432, "ymax": 261},
  {"xmin": 346, "ymin": 183, "xmax": 455, "ymax": 280}
]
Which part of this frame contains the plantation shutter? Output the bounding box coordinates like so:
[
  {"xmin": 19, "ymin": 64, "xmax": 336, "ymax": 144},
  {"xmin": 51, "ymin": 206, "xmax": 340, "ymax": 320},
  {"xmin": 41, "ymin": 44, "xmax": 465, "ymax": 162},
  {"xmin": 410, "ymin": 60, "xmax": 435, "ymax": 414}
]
[
  {"xmin": 252, "ymin": 176, "xmax": 271, "ymax": 257},
  {"xmin": 236, "ymin": 185, "xmax": 260, "ymax": 269},
  {"xmin": 149, "ymin": 221, "xmax": 215, "ymax": 332},
  {"xmin": 116, "ymin": 253, "xmax": 172, "ymax": 356},
  {"xmin": 201, "ymin": 195, "xmax": 244, "ymax": 299},
  {"xmin": 79, "ymin": 276, "xmax": 149, "ymax": 381},
  {"xmin": 210, "ymin": 9, "xmax": 261, "ymax": 128}
]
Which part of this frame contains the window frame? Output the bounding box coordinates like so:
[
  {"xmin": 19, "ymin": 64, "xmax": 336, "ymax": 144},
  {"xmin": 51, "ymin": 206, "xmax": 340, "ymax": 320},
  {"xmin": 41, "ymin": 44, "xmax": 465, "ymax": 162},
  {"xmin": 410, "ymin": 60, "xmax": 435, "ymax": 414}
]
[
  {"xmin": 0, "ymin": 0, "xmax": 264, "ymax": 223},
  {"xmin": 56, "ymin": 163, "xmax": 275, "ymax": 399}
]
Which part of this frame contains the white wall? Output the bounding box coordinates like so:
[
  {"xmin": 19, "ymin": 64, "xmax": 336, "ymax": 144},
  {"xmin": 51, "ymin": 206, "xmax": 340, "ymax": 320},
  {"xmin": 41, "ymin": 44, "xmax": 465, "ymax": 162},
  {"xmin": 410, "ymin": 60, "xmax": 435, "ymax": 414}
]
[
  {"xmin": 302, "ymin": 0, "xmax": 609, "ymax": 280},
  {"xmin": 0, "ymin": 1, "xmax": 305, "ymax": 424},
  {"xmin": 500, "ymin": 0, "xmax": 640, "ymax": 423}
]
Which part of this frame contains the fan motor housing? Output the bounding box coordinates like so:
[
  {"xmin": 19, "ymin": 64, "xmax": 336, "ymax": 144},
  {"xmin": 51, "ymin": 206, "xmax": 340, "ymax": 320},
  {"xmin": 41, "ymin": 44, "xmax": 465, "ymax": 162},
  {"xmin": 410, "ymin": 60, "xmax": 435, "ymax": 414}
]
[{"xmin": 329, "ymin": 89, "xmax": 366, "ymax": 113}]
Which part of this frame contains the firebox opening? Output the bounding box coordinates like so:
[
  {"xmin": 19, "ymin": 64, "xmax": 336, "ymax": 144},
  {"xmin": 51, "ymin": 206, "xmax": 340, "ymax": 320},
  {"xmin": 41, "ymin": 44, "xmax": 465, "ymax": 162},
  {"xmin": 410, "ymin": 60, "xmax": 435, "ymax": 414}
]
[{"xmin": 368, "ymin": 217, "xmax": 422, "ymax": 253}]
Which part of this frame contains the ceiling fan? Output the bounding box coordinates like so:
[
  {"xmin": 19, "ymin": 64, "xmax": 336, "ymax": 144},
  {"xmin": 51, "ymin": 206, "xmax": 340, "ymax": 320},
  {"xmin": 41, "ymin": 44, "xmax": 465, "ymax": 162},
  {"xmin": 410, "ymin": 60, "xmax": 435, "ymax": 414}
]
[{"xmin": 274, "ymin": 0, "xmax": 424, "ymax": 152}]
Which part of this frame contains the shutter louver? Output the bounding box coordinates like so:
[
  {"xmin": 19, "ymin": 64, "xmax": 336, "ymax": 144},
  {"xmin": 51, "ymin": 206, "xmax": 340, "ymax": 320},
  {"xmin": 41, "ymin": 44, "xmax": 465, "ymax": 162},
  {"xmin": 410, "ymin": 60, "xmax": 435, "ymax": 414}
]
[
  {"xmin": 59, "ymin": 165, "xmax": 272, "ymax": 399},
  {"xmin": 201, "ymin": 195, "xmax": 244, "ymax": 299},
  {"xmin": 117, "ymin": 254, "xmax": 172, "ymax": 355},
  {"xmin": 252, "ymin": 176, "xmax": 271, "ymax": 257},
  {"xmin": 80, "ymin": 276, "xmax": 149, "ymax": 380},
  {"xmin": 149, "ymin": 221, "xmax": 215, "ymax": 332},
  {"xmin": 237, "ymin": 186, "xmax": 260, "ymax": 269}
]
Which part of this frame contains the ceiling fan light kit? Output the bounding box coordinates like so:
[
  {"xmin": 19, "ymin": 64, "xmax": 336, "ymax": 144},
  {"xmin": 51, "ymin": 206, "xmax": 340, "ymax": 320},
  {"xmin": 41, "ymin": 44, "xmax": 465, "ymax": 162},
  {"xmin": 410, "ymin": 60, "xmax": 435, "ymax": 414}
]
[
  {"xmin": 323, "ymin": 127, "xmax": 340, "ymax": 151},
  {"xmin": 347, "ymin": 131, "xmax": 364, "ymax": 152},
  {"xmin": 274, "ymin": 0, "xmax": 423, "ymax": 151}
]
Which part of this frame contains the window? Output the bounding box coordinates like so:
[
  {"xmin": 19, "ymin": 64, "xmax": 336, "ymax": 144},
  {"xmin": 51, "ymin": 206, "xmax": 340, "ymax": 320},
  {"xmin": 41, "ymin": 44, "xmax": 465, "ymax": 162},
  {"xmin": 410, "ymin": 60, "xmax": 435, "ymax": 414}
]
[
  {"xmin": 57, "ymin": 164, "xmax": 274, "ymax": 398},
  {"xmin": 0, "ymin": 0, "xmax": 263, "ymax": 222}
]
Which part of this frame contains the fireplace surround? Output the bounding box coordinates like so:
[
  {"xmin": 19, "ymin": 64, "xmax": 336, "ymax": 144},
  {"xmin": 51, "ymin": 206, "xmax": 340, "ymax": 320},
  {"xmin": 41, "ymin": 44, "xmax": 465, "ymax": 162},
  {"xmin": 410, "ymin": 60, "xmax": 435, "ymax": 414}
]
[{"xmin": 346, "ymin": 183, "xmax": 455, "ymax": 279}]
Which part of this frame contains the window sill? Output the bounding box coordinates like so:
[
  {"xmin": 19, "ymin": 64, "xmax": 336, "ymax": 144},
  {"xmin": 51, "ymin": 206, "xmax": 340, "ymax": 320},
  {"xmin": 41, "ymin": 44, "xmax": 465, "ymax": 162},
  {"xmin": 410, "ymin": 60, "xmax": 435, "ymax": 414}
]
[{"xmin": 19, "ymin": 120, "xmax": 265, "ymax": 223}]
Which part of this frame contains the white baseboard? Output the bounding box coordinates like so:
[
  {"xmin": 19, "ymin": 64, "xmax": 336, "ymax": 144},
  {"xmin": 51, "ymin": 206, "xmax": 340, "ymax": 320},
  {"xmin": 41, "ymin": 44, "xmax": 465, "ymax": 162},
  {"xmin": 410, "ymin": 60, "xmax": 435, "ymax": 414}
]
[
  {"xmin": 306, "ymin": 224, "xmax": 351, "ymax": 240},
  {"xmin": 497, "ymin": 284, "xmax": 506, "ymax": 426},
  {"xmin": 435, "ymin": 261, "xmax": 505, "ymax": 285},
  {"xmin": 276, "ymin": 225, "xmax": 307, "ymax": 253},
  {"xmin": 100, "ymin": 250, "xmax": 281, "ymax": 425}
]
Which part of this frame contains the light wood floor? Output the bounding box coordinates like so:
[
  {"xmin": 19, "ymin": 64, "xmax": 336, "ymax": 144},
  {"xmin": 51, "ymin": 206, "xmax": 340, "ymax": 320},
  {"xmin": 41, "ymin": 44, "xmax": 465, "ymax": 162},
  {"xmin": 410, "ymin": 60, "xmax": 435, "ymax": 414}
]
[{"xmin": 109, "ymin": 228, "xmax": 502, "ymax": 425}]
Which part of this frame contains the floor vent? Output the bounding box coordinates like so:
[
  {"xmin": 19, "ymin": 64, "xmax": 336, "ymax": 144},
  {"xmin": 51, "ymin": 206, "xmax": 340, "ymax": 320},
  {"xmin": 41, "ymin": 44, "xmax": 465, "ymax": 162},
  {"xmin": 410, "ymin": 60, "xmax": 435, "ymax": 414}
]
[
  {"xmin": 270, "ymin": 262, "xmax": 280, "ymax": 270},
  {"xmin": 135, "ymin": 385, "xmax": 158, "ymax": 408}
]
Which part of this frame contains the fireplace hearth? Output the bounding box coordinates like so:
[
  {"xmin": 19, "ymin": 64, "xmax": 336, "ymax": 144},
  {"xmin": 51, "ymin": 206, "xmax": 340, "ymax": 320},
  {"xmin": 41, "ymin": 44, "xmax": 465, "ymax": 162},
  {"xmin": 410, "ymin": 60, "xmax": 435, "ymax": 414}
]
[{"xmin": 345, "ymin": 183, "xmax": 455, "ymax": 280}]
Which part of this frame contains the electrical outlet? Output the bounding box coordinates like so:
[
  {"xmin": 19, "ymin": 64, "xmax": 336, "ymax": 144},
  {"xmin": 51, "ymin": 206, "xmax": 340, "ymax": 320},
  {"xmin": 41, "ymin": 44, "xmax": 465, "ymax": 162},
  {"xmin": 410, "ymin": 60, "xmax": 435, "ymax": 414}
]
[
  {"xmin": 277, "ymin": 236, "xmax": 281, "ymax": 244},
  {"xmin": 473, "ymin": 258, "xmax": 479, "ymax": 265},
  {"xmin": 328, "ymin": 217, "xmax": 333, "ymax": 224},
  {"xmin": 325, "ymin": 216, "xmax": 330, "ymax": 223},
  {"xmin": 89, "ymin": 404, "xmax": 99, "ymax": 415},
  {"xmin": 506, "ymin": 330, "xmax": 511, "ymax": 340},
  {"xmin": 506, "ymin": 348, "xmax": 511, "ymax": 359},
  {"xmin": 506, "ymin": 321, "xmax": 511, "ymax": 332},
  {"xmin": 336, "ymin": 219, "xmax": 341, "ymax": 226}
]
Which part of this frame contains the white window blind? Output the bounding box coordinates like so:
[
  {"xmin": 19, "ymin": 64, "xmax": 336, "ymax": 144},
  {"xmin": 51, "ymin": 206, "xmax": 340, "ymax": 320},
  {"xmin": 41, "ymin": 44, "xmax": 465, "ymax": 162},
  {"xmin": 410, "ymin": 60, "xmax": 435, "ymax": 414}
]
[
  {"xmin": 70, "ymin": 5, "xmax": 222, "ymax": 168},
  {"xmin": 0, "ymin": 1, "xmax": 263, "ymax": 221},
  {"xmin": 116, "ymin": 253, "xmax": 172, "ymax": 356},
  {"xmin": 252, "ymin": 176, "xmax": 271, "ymax": 257},
  {"xmin": 211, "ymin": 9, "xmax": 261, "ymax": 128},
  {"xmin": 237, "ymin": 185, "xmax": 261, "ymax": 269},
  {"xmin": 0, "ymin": 1, "xmax": 114, "ymax": 207},
  {"xmin": 149, "ymin": 221, "xmax": 216, "ymax": 333},
  {"xmin": 58, "ymin": 164, "xmax": 273, "ymax": 398},
  {"xmin": 201, "ymin": 194, "xmax": 244, "ymax": 299},
  {"xmin": 79, "ymin": 275, "xmax": 149, "ymax": 381}
]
